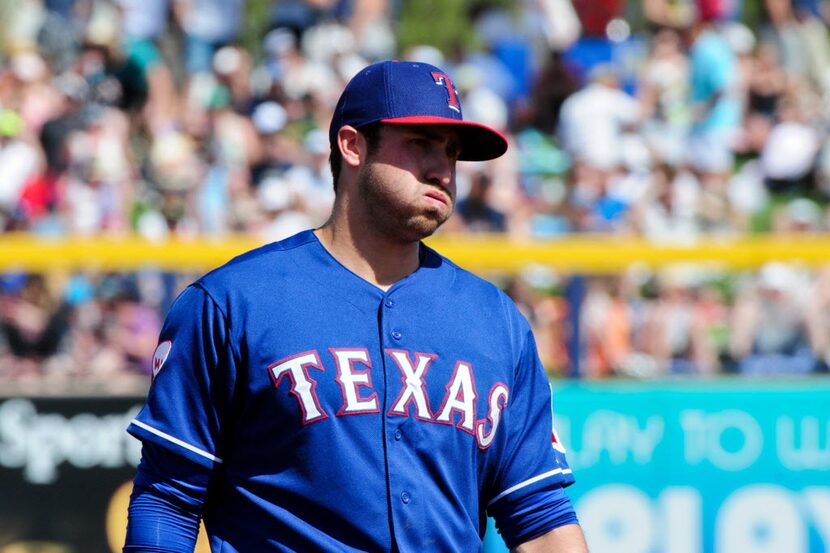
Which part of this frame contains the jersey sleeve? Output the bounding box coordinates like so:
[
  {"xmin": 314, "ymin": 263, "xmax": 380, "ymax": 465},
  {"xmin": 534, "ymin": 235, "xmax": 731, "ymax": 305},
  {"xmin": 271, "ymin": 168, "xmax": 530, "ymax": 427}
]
[
  {"xmin": 127, "ymin": 284, "xmax": 237, "ymax": 469},
  {"xmin": 490, "ymin": 485, "xmax": 579, "ymax": 549},
  {"xmin": 124, "ymin": 442, "xmax": 212, "ymax": 552},
  {"xmin": 485, "ymin": 324, "xmax": 575, "ymax": 511}
]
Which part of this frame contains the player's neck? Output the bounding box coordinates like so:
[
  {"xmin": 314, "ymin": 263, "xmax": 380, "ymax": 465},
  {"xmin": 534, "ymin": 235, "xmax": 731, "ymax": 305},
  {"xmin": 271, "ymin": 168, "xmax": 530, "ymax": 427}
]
[{"xmin": 314, "ymin": 221, "xmax": 420, "ymax": 291}]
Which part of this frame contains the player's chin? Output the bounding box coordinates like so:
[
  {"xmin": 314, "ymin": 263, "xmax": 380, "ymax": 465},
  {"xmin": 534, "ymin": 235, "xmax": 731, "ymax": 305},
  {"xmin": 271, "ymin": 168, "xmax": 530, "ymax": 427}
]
[
  {"xmin": 422, "ymin": 198, "xmax": 454, "ymax": 221},
  {"xmin": 404, "ymin": 212, "xmax": 450, "ymax": 240}
]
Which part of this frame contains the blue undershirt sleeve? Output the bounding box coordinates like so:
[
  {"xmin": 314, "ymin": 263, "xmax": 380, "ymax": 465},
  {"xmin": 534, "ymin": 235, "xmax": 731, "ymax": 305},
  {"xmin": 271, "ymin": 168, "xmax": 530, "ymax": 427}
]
[
  {"xmin": 123, "ymin": 442, "xmax": 212, "ymax": 553},
  {"xmin": 488, "ymin": 485, "xmax": 579, "ymax": 550}
]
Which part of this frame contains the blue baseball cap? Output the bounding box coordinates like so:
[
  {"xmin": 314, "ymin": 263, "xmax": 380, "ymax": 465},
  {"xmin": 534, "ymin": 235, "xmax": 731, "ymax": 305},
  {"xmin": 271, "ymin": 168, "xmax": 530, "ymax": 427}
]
[{"xmin": 329, "ymin": 60, "xmax": 508, "ymax": 161}]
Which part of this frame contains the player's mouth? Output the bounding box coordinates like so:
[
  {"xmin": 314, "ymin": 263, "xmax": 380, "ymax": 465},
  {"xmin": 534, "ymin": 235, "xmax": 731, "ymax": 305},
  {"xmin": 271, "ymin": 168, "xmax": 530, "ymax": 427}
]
[{"xmin": 424, "ymin": 189, "xmax": 451, "ymax": 208}]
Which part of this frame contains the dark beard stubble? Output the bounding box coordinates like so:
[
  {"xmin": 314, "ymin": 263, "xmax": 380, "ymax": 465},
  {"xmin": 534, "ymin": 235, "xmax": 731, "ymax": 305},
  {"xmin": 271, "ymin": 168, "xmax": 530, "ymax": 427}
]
[{"xmin": 357, "ymin": 163, "xmax": 452, "ymax": 243}]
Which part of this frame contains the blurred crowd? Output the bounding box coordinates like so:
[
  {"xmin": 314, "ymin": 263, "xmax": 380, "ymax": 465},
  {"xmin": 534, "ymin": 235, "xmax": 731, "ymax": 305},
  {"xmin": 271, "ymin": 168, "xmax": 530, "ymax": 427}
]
[{"xmin": 1, "ymin": 0, "xmax": 830, "ymax": 383}]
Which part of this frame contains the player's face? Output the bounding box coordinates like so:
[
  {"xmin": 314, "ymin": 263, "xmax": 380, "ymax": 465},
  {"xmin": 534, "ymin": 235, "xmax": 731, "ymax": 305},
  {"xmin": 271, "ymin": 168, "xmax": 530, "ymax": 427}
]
[{"xmin": 356, "ymin": 124, "xmax": 461, "ymax": 243}]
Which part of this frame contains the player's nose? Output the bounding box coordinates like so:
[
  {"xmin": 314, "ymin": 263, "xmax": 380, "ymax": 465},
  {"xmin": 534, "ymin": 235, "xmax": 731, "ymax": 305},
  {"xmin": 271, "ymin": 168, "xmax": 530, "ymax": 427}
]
[{"xmin": 424, "ymin": 151, "xmax": 455, "ymax": 190}]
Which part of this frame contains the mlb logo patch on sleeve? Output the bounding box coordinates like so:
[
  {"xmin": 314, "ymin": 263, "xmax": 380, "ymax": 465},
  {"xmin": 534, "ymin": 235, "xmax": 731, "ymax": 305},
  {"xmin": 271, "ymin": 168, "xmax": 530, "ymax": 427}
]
[
  {"xmin": 152, "ymin": 340, "xmax": 172, "ymax": 379},
  {"xmin": 551, "ymin": 426, "xmax": 567, "ymax": 454}
]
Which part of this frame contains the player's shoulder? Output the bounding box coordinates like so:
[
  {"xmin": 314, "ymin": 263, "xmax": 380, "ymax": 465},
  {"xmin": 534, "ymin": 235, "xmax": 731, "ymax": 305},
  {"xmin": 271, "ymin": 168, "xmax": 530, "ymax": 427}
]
[
  {"xmin": 196, "ymin": 229, "xmax": 318, "ymax": 294},
  {"xmin": 426, "ymin": 244, "xmax": 525, "ymax": 319}
]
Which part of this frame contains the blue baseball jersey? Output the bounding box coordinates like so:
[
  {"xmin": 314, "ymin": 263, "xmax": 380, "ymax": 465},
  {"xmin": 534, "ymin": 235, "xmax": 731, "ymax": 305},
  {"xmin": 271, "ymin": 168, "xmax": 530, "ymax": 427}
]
[{"xmin": 128, "ymin": 229, "xmax": 574, "ymax": 551}]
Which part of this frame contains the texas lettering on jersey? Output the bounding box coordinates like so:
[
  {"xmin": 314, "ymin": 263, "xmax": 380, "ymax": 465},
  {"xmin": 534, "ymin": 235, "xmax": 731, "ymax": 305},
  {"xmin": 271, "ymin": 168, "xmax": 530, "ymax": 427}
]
[{"xmin": 268, "ymin": 347, "xmax": 510, "ymax": 450}]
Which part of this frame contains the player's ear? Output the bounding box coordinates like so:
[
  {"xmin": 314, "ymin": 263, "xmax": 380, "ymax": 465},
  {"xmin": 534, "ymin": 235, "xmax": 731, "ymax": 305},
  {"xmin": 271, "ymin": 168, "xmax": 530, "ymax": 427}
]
[{"xmin": 336, "ymin": 125, "xmax": 364, "ymax": 168}]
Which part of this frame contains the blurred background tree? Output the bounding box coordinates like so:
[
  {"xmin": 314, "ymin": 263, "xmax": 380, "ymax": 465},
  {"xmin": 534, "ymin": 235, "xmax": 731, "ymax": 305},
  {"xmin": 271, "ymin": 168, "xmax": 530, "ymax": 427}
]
[
  {"xmin": 396, "ymin": 0, "xmax": 514, "ymax": 55},
  {"xmin": 241, "ymin": 0, "xmax": 516, "ymax": 61}
]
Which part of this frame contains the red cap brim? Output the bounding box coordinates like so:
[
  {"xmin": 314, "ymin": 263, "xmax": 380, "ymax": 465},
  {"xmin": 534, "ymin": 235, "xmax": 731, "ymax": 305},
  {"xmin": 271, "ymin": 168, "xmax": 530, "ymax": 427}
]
[{"xmin": 379, "ymin": 115, "xmax": 508, "ymax": 161}]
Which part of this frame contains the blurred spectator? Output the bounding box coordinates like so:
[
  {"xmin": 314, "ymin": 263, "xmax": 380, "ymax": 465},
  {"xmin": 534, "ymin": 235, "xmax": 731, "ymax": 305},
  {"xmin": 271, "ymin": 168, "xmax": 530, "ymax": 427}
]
[
  {"xmin": 556, "ymin": 63, "xmax": 644, "ymax": 233},
  {"xmin": 296, "ymin": 128, "xmax": 336, "ymax": 221},
  {"xmin": 581, "ymin": 274, "xmax": 636, "ymax": 378},
  {"xmin": 58, "ymin": 273, "xmax": 162, "ymax": 382},
  {"xmin": 40, "ymin": 73, "xmax": 87, "ymax": 168},
  {"xmin": 729, "ymin": 262, "xmax": 818, "ymax": 374},
  {"xmin": 2, "ymin": 0, "xmax": 45, "ymax": 54},
  {"xmin": 772, "ymin": 196, "xmax": 826, "ymax": 233},
  {"xmin": 0, "ymin": 273, "xmax": 71, "ymax": 376},
  {"xmin": 732, "ymin": 41, "xmax": 786, "ymax": 211},
  {"xmin": 204, "ymin": 79, "xmax": 258, "ymax": 189},
  {"xmin": 109, "ymin": 277, "xmax": 163, "ymax": 376},
  {"xmin": 631, "ymin": 162, "xmax": 703, "ymax": 241},
  {"xmin": 557, "ymin": 63, "xmax": 641, "ymax": 172},
  {"xmin": 135, "ymin": 129, "xmax": 203, "ymax": 240},
  {"xmin": 254, "ymin": 174, "xmax": 316, "ymax": 243},
  {"xmin": 448, "ymin": 171, "xmax": 508, "ymax": 233},
  {"xmin": 211, "ymin": 45, "xmax": 255, "ymax": 111},
  {"xmin": 508, "ymin": 127, "xmax": 571, "ymax": 237},
  {"xmin": 507, "ymin": 267, "xmax": 570, "ymax": 375},
  {"xmin": 454, "ymin": 64, "xmax": 511, "ymax": 139},
  {"xmin": 62, "ymin": 108, "xmax": 133, "ymax": 235},
  {"xmin": 684, "ymin": 4, "xmax": 742, "ymax": 229},
  {"xmin": 638, "ymin": 27, "xmax": 691, "ymax": 168},
  {"xmin": 759, "ymin": 94, "xmax": 821, "ymax": 194},
  {"xmin": 526, "ymin": 50, "xmax": 580, "ymax": 135},
  {"xmin": 347, "ymin": 0, "xmax": 396, "ymax": 61},
  {"xmin": 806, "ymin": 264, "xmax": 830, "ymax": 372},
  {"xmin": 744, "ymin": 42, "xmax": 786, "ymax": 126},
  {"xmin": 249, "ymin": 99, "xmax": 295, "ymax": 185},
  {"xmin": 81, "ymin": 6, "xmax": 151, "ymax": 114},
  {"xmin": 0, "ymin": 110, "xmax": 40, "ymax": 227},
  {"xmin": 268, "ymin": 0, "xmax": 337, "ymax": 40},
  {"xmin": 115, "ymin": 0, "xmax": 176, "ymax": 132},
  {"xmin": 571, "ymin": 0, "xmax": 624, "ymax": 38},
  {"xmin": 762, "ymin": 0, "xmax": 830, "ymax": 93},
  {"xmin": 640, "ymin": 266, "xmax": 724, "ymax": 375},
  {"xmin": 172, "ymin": 0, "xmax": 245, "ymax": 76},
  {"xmin": 534, "ymin": 0, "xmax": 582, "ymax": 52},
  {"xmin": 4, "ymin": 50, "xmax": 58, "ymax": 132}
]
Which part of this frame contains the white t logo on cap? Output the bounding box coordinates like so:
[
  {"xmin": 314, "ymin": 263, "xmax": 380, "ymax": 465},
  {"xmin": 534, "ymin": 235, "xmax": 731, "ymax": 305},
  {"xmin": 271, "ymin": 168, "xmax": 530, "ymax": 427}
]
[{"xmin": 431, "ymin": 72, "xmax": 461, "ymax": 112}]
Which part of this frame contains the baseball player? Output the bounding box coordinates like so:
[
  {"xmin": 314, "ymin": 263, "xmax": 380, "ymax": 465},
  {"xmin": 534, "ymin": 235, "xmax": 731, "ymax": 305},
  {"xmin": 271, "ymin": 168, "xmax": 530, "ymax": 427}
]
[{"xmin": 124, "ymin": 60, "xmax": 587, "ymax": 552}]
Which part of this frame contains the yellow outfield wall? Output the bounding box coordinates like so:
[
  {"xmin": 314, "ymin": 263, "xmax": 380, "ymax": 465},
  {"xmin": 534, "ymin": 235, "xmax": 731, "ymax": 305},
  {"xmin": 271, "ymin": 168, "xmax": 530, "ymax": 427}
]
[{"xmin": 1, "ymin": 232, "xmax": 829, "ymax": 273}]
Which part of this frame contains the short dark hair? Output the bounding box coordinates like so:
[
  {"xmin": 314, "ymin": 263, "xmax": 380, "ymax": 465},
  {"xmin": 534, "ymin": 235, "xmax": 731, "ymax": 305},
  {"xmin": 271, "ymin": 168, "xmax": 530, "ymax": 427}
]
[{"xmin": 329, "ymin": 123, "xmax": 383, "ymax": 193}]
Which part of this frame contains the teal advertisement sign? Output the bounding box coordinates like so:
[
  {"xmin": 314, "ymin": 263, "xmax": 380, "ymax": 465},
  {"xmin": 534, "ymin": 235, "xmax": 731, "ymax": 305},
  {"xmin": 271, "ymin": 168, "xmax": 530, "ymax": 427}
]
[{"xmin": 484, "ymin": 379, "xmax": 830, "ymax": 553}]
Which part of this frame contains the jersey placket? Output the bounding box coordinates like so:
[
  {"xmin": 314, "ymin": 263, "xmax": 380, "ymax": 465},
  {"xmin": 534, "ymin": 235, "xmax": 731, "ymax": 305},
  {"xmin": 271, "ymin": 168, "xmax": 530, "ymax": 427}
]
[{"xmin": 378, "ymin": 287, "xmax": 425, "ymax": 550}]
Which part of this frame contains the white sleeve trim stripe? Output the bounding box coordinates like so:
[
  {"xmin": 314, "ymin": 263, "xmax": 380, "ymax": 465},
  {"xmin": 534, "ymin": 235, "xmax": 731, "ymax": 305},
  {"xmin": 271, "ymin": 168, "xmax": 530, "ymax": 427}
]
[
  {"xmin": 130, "ymin": 419, "xmax": 224, "ymax": 464},
  {"xmin": 487, "ymin": 468, "xmax": 573, "ymax": 507}
]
